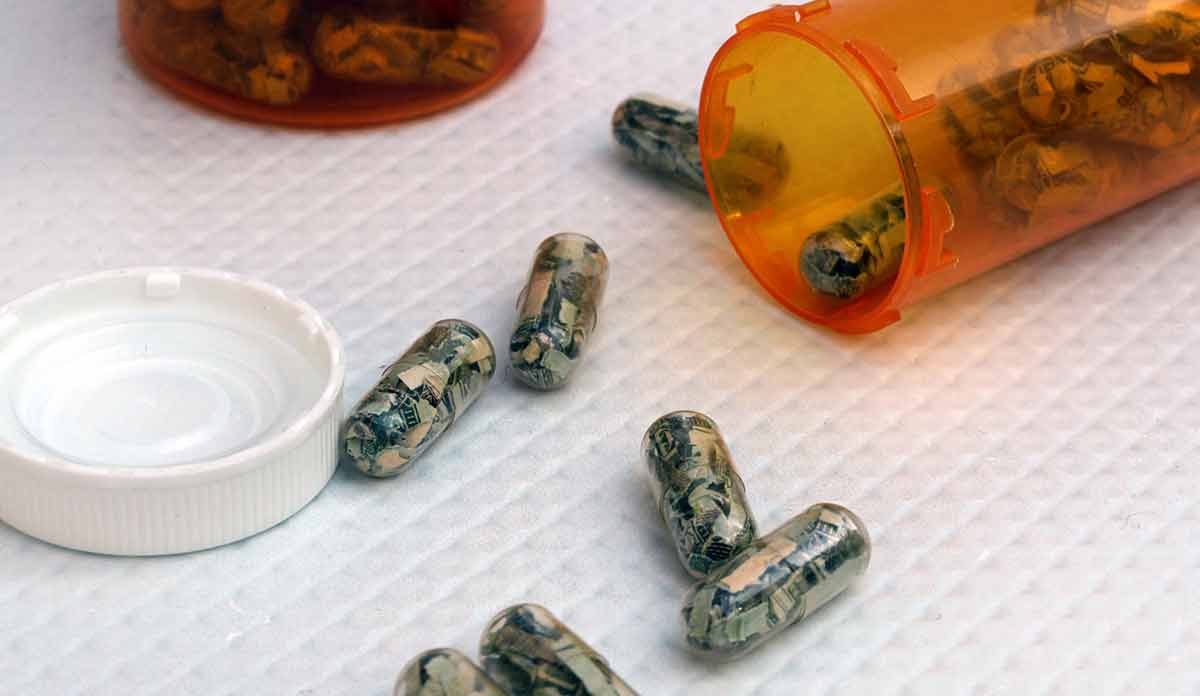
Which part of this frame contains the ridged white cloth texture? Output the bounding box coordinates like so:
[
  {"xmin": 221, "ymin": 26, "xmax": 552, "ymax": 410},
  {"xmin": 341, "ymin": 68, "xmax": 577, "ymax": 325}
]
[{"xmin": 0, "ymin": 1, "xmax": 1197, "ymax": 694}]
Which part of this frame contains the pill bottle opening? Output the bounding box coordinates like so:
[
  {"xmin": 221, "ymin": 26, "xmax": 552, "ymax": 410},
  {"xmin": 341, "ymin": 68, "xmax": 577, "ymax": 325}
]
[{"xmin": 700, "ymin": 24, "xmax": 914, "ymax": 333}]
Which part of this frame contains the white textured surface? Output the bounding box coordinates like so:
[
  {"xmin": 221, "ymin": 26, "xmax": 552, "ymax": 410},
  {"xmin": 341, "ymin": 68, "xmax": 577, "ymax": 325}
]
[{"xmin": 1, "ymin": 1, "xmax": 1198, "ymax": 694}]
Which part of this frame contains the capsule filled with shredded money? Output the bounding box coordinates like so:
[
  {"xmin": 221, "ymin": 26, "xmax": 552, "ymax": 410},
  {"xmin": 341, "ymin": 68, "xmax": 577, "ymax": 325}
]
[
  {"xmin": 312, "ymin": 11, "xmax": 501, "ymax": 87},
  {"xmin": 510, "ymin": 234, "xmax": 609, "ymax": 390},
  {"xmin": 643, "ymin": 411, "xmax": 757, "ymax": 579},
  {"xmin": 799, "ymin": 184, "xmax": 907, "ymax": 300},
  {"xmin": 612, "ymin": 94, "xmax": 708, "ymax": 193},
  {"xmin": 612, "ymin": 93, "xmax": 789, "ymax": 208},
  {"xmin": 480, "ymin": 604, "xmax": 641, "ymax": 696},
  {"xmin": 120, "ymin": 0, "xmax": 544, "ymax": 127},
  {"xmin": 682, "ymin": 503, "xmax": 870, "ymax": 660},
  {"xmin": 342, "ymin": 319, "xmax": 496, "ymax": 478},
  {"xmin": 395, "ymin": 648, "xmax": 508, "ymax": 696},
  {"xmin": 168, "ymin": 0, "xmax": 217, "ymax": 11},
  {"xmin": 134, "ymin": 0, "xmax": 313, "ymax": 105}
]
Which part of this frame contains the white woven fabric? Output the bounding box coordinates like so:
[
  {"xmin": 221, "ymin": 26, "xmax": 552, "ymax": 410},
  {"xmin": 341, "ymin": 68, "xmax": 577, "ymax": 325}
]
[{"xmin": 1, "ymin": 1, "xmax": 1197, "ymax": 694}]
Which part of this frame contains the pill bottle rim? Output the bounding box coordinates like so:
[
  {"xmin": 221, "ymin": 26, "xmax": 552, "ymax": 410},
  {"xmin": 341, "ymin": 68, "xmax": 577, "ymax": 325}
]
[{"xmin": 698, "ymin": 10, "xmax": 927, "ymax": 334}]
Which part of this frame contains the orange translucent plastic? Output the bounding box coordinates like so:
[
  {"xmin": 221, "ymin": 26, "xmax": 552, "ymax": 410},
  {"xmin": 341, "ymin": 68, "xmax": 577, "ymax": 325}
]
[
  {"xmin": 701, "ymin": 1, "xmax": 1200, "ymax": 333},
  {"xmin": 119, "ymin": 0, "xmax": 544, "ymax": 128}
]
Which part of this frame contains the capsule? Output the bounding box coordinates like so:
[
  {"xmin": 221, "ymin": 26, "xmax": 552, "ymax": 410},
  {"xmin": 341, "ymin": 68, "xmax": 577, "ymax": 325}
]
[
  {"xmin": 342, "ymin": 319, "xmax": 496, "ymax": 478},
  {"xmin": 799, "ymin": 184, "xmax": 907, "ymax": 300},
  {"xmin": 167, "ymin": 0, "xmax": 217, "ymax": 11},
  {"xmin": 611, "ymin": 93, "xmax": 789, "ymax": 210},
  {"xmin": 642, "ymin": 411, "xmax": 757, "ymax": 579},
  {"xmin": 220, "ymin": 0, "xmax": 302, "ymax": 37},
  {"xmin": 479, "ymin": 604, "xmax": 640, "ymax": 696},
  {"xmin": 682, "ymin": 503, "xmax": 871, "ymax": 660},
  {"xmin": 394, "ymin": 648, "xmax": 508, "ymax": 696},
  {"xmin": 459, "ymin": 0, "xmax": 523, "ymax": 28},
  {"xmin": 311, "ymin": 11, "xmax": 501, "ymax": 87},
  {"xmin": 510, "ymin": 234, "xmax": 609, "ymax": 390},
  {"xmin": 612, "ymin": 94, "xmax": 708, "ymax": 193},
  {"xmin": 136, "ymin": 0, "xmax": 313, "ymax": 105},
  {"xmin": 992, "ymin": 134, "xmax": 1122, "ymax": 215},
  {"xmin": 714, "ymin": 132, "xmax": 790, "ymax": 211},
  {"xmin": 940, "ymin": 65, "xmax": 1032, "ymax": 163}
]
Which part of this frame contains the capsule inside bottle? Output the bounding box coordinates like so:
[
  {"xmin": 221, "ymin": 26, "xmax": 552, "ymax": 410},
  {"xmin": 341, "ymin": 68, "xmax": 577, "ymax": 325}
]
[{"xmin": 479, "ymin": 603, "xmax": 641, "ymax": 696}]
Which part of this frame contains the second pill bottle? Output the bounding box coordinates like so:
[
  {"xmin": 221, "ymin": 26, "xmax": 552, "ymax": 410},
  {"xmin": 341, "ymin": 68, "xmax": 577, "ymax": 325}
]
[
  {"xmin": 119, "ymin": 0, "xmax": 544, "ymax": 126},
  {"xmin": 701, "ymin": 1, "xmax": 1200, "ymax": 333}
]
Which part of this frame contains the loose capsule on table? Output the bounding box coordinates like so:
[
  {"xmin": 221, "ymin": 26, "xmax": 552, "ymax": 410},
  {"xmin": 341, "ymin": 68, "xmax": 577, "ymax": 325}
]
[
  {"xmin": 510, "ymin": 234, "xmax": 609, "ymax": 390},
  {"xmin": 642, "ymin": 411, "xmax": 757, "ymax": 579},
  {"xmin": 480, "ymin": 604, "xmax": 640, "ymax": 696},
  {"xmin": 395, "ymin": 648, "xmax": 507, "ymax": 696},
  {"xmin": 682, "ymin": 503, "xmax": 871, "ymax": 660},
  {"xmin": 342, "ymin": 319, "xmax": 496, "ymax": 478},
  {"xmin": 992, "ymin": 134, "xmax": 1120, "ymax": 215}
]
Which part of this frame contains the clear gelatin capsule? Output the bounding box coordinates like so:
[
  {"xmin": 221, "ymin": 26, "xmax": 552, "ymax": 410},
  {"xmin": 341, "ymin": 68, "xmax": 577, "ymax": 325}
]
[
  {"xmin": 510, "ymin": 234, "xmax": 609, "ymax": 391},
  {"xmin": 682, "ymin": 503, "xmax": 871, "ymax": 660},
  {"xmin": 394, "ymin": 648, "xmax": 507, "ymax": 696},
  {"xmin": 612, "ymin": 93, "xmax": 707, "ymax": 193},
  {"xmin": 479, "ymin": 604, "xmax": 640, "ymax": 696},
  {"xmin": 342, "ymin": 319, "xmax": 495, "ymax": 478},
  {"xmin": 642, "ymin": 411, "xmax": 757, "ymax": 578}
]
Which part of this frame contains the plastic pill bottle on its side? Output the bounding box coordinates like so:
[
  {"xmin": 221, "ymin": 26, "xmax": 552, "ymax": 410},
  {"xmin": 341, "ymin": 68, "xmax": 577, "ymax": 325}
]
[
  {"xmin": 700, "ymin": 1, "xmax": 1200, "ymax": 333},
  {"xmin": 119, "ymin": 0, "xmax": 544, "ymax": 127}
]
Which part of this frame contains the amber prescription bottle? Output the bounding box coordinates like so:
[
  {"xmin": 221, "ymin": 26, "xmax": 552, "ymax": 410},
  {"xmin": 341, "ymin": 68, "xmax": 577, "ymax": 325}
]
[
  {"xmin": 700, "ymin": 1, "xmax": 1200, "ymax": 333},
  {"xmin": 119, "ymin": 0, "xmax": 544, "ymax": 127}
]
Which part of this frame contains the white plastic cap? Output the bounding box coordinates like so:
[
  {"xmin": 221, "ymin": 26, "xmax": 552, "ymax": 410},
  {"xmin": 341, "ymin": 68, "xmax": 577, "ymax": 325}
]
[{"xmin": 0, "ymin": 268, "xmax": 345, "ymax": 556}]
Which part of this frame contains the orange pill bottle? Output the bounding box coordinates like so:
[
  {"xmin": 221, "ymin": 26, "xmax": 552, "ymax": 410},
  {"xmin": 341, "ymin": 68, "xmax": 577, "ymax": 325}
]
[{"xmin": 701, "ymin": 1, "xmax": 1200, "ymax": 332}]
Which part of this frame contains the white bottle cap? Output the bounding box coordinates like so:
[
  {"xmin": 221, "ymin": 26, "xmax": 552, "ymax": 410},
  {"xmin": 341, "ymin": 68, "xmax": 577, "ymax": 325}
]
[{"xmin": 0, "ymin": 268, "xmax": 345, "ymax": 556}]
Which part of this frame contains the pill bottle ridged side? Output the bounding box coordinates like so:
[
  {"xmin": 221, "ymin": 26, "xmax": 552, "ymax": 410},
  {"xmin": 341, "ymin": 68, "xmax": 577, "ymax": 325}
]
[
  {"xmin": 701, "ymin": 1, "xmax": 1200, "ymax": 333},
  {"xmin": 119, "ymin": 0, "xmax": 544, "ymax": 127}
]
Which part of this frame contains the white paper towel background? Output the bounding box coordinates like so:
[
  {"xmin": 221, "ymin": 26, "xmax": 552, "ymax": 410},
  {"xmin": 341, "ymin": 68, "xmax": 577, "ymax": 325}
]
[{"xmin": 1, "ymin": 1, "xmax": 1198, "ymax": 694}]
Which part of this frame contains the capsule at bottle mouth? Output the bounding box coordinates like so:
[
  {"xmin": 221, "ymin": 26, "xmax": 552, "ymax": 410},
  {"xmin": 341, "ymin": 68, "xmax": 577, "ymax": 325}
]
[
  {"xmin": 479, "ymin": 603, "xmax": 641, "ymax": 696},
  {"xmin": 394, "ymin": 647, "xmax": 507, "ymax": 696}
]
